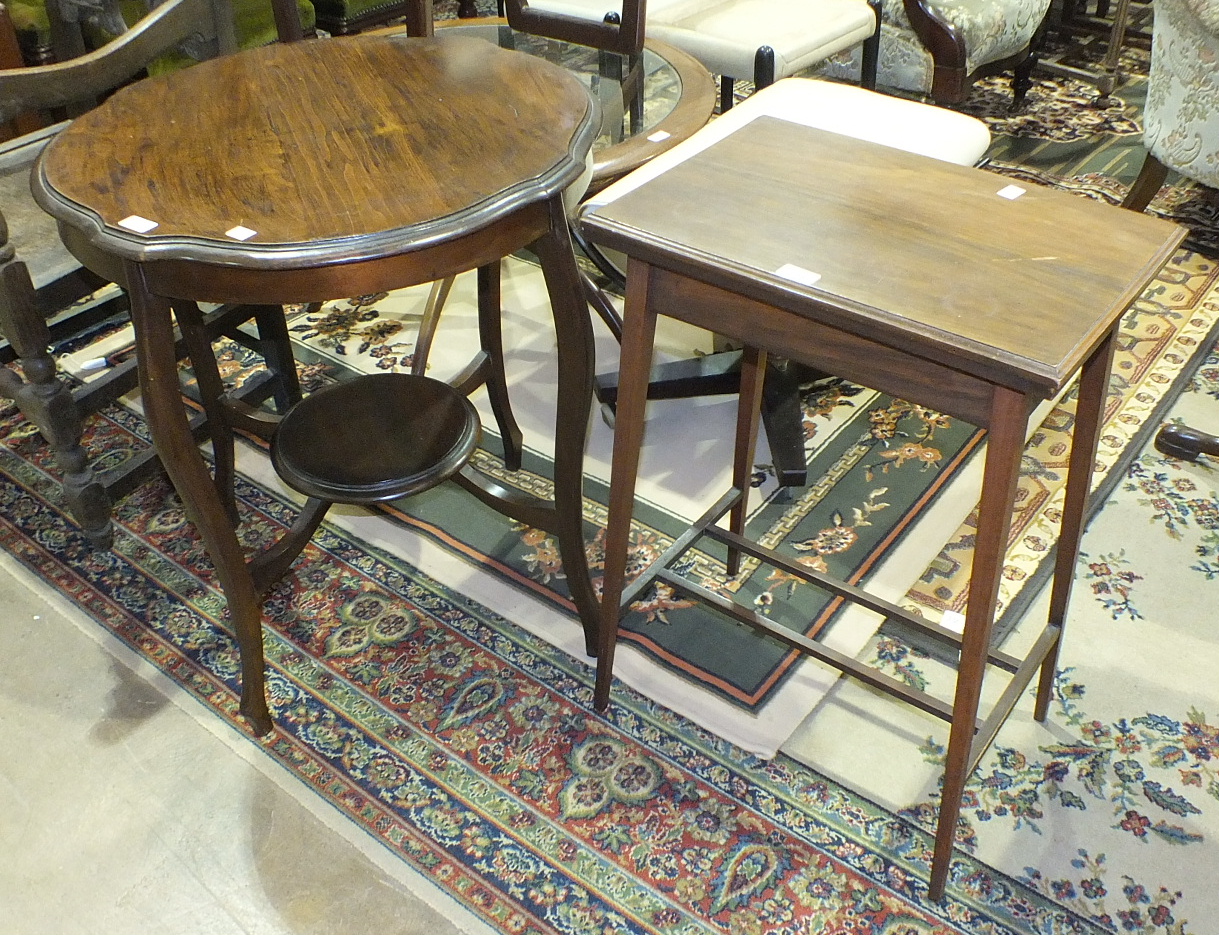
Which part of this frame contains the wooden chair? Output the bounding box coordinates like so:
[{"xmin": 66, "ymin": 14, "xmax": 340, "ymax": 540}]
[
  {"xmin": 1122, "ymin": 0, "xmax": 1219, "ymax": 213},
  {"xmin": 0, "ymin": 0, "xmax": 307, "ymax": 547}
]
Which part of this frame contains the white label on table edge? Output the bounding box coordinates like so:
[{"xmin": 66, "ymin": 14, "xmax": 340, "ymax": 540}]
[
  {"xmin": 997, "ymin": 184, "xmax": 1026, "ymax": 200},
  {"xmin": 647, "ymin": 130, "xmax": 671, "ymax": 142},
  {"xmin": 776, "ymin": 263, "xmax": 822, "ymax": 287},
  {"xmin": 118, "ymin": 215, "xmax": 158, "ymax": 233},
  {"xmin": 941, "ymin": 610, "xmax": 966, "ymax": 633},
  {"xmin": 226, "ymin": 225, "xmax": 258, "ymax": 241}
]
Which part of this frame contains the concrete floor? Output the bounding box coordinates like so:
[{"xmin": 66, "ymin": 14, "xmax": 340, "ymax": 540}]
[{"xmin": 0, "ymin": 548, "xmax": 491, "ymax": 935}]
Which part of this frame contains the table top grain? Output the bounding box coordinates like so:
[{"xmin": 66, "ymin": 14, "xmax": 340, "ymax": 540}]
[
  {"xmin": 33, "ymin": 33, "xmax": 598, "ymax": 268},
  {"xmin": 580, "ymin": 116, "xmax": 1186, "ymax": 396}
]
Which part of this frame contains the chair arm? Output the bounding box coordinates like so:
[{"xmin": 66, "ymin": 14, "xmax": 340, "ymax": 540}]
[
  {"xmin": 900, "ymin": 0, "xmax": 965, "ymax": 70},
  {"xmin": 1183, "ymin": 0, "xmax": 1219, "ymax": 39},
  {"xmin": 0, "ymin": 0, "xmax": 221, "ymax": 121}
]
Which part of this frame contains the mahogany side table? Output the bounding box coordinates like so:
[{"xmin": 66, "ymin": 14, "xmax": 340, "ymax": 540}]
[
  {"xmin": 579, "ymin": 115, "xmax": 1185, "ymax": 901},
  {"xmin": 32, "ymin": 33, "xmax": 600, "ymax": 736}
]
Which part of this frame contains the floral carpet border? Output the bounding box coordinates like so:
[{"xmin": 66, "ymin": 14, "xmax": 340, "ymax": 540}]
[{"xmin": 902, "ymin": 249, "xmax": 1219, "ymax": 633}]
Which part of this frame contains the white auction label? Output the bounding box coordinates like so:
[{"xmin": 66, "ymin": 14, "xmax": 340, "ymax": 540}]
[
  {"xmin": 647, "ymin": 130, "xmax": 671, "ymax": 142},
  {"xmin": 118, "ymin": 215, "xmax": 158, "ymax": 233},
  {"xmin": 775, "ymin": 263, "xmax": 822, "ymax": 287},
  {"xmin": 941, "ymin": 610, "xmax": 966, "ymax": 633},
  {"xmin": 226, "ymin": 226, "xmax": 258, "ymax": 241},
  {"xmin": 997, "ymin": 184, "xmax": 1026, "ymax": 200}
]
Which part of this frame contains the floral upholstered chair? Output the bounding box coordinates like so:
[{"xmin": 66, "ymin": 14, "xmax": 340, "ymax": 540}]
[
  {"xmin": 1133, "ymin": 0, "xmax": 1219, "ymax": 462},
  {"xmin": 818, "ymin": 0, "xmax": 1052, "ymax": 103},
  {"xmin": 1123, "ymin": 0, "xmax": 1219, "ymax": 211}
]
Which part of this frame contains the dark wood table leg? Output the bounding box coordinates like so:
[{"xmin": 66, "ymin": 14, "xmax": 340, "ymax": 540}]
[
  {"xmin": 930, "ymin": 384, "xmax": 1028, "ymax": 900},
  {"xmin": 251, "ymin": 303, "xmax": 303, "ymax": 413},
  {"xmin": 533, "ymin": 197, "xmax": 601, "ymax": 657},
  {"xmin": 1036, "ymin": 327, "xmax": 1117, "ymax": 718},
  {"xmin": 126, "ymin": 262, "xmax": 273, "ymax": 736},
  {"xmin": 728, "ymin": 344, "xmax": 766, "ymax": 575},
  {"xmin": 174, "ymin": 300, "xmax": 240, "ymax": 526},
  {"xmin": 477, "ymin": 260, "xmax": 525, "ymax": 470},
  {"xmin": 595, "ymin": 258, "xmax": 660, "ymax": 708}
]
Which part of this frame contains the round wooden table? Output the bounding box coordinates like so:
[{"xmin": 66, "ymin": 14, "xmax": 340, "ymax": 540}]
[{"xmin": 32, "ymin": 32, "xmax": 602, "ymax": 736}]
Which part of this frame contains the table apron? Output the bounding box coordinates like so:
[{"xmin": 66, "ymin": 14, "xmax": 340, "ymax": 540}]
[
  {"xmin": 646, "ymin": 267, "xmax": 1027, "ymax": 429},
  {"xmin": 58, "ymin": 202, "xmax": 555, "ymax": 306}
]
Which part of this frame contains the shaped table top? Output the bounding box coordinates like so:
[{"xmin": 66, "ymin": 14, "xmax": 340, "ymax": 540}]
[{"xmin": 33, "ymin": 33, "xmax": 598, "ymax": 269}]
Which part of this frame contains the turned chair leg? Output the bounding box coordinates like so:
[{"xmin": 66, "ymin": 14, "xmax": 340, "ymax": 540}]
[{"xmin": 0, "ymin": 243, "xmax": 112, "ymax": 546}]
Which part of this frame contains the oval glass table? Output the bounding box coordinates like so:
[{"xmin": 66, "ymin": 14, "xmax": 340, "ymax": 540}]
[{"xmin": 431, "ymin": 19, "xmax": 718, "ymax": 192}]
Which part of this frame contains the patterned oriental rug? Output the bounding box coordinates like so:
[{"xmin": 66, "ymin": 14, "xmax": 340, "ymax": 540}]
[{"xmin": 5, "ymin": 36, "xmax": 1219, "ymax": 934}]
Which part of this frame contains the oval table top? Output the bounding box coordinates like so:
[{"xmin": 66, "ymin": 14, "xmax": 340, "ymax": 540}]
[{"xmin": 32, "ymin": 33, "xmax": 599, "ymax": 269}]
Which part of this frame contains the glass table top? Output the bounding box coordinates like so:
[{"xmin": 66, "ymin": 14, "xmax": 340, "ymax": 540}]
[{"xmin": 435, "ymin": 22, "xmax": 686, "ymax": 156}]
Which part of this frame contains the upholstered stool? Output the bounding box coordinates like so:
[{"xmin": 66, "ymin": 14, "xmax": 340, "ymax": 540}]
[
  {"xmin": 509, "ymin": 0, "xmax": 880, "ymax": 110},
  {"xmin": 311, "ymin": 0, "xmax": 424, "ymax": 34},
  {"xmin": 584, "ymin": 76, "xmax": 991, "ymax": 484},
  {"xmin": 647, "ymin": 0, "xmax": 880, "ymax": 108}
]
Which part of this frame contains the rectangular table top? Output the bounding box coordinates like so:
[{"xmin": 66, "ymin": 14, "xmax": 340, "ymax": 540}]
[{"xmin": 579, "ymin": 116, "xmax": 1186, "ymax": 398}]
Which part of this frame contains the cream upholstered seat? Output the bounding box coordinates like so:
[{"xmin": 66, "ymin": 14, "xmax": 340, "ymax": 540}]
[
  {"xmin": 818, "ymin": 0, "xmax": 1052, "ymax": 104},
  {"xmin": 1123, "ymin": 0, "xmax": 1219, "ymax": 211},
  {"xmin": 505, "ymin": 0, "xmax": 881, "ymax": 109},
  {"xmin": 584, "ymin": 76, "xmax": 991, "ymax": 225}
]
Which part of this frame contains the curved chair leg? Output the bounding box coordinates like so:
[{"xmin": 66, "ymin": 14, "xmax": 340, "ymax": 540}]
[
  {"xmin": 1010, "ymin": 19, "xmax": 1048, "ymax": 109},
  {"xmin": 1155, "ymin": 422, "xmax": 1219, "ymax": 461},
  {"xmin": 1123, "ymin": 151, "xmax": 1169, "ymax": 212},
  {"xmin": 477, "ymin": 261, "xmax": 525, "ymax": 470},
  {"xmin": 0, "ymin": 249, "xmax": 112, "ymax": 546}
]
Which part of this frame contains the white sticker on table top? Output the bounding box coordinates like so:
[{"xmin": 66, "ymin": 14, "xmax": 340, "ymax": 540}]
[
  {"xmin": 996, "ymin": 184, "xmax": 1026, "ymax": 200},
  {"xmin": 775, "ymin": 263, "xmax": 822, "ymax": 287},
  {"xmin": 226, "ymin": 225, "xmax": 258, "ymax": 241},
  {"xmin": 118, "ymin": 215, "xmax": 158, "ymax": 233},
  {"xmin": 647, "ymin": 130, "xmax": 671, "ymax": 143},
  {"xmin": 941, "ymin": 610, "xmax": 966, "ymax": 633}
]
